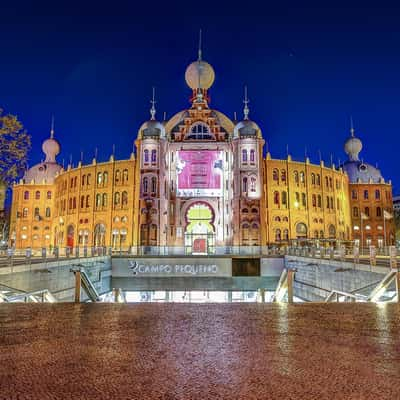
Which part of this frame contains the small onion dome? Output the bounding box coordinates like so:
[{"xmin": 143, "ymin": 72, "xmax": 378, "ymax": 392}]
[
  {"xmin": 233, "ymin": 119, "xmax": 261, "ymax": 139},
  {"xmin": 42, "ymin": 137, "xmax": 61, "ymax": 163},
  {"xmin": 185, "ymin": 60, "xmax": 215, "ymax": 90},
  {"xmin": 139, "ymin": 119, "xmax": 165, "ymax": 139},
  {"xmin": 344, "ymin": 136, "xmax": 362, "ymax": 161}
]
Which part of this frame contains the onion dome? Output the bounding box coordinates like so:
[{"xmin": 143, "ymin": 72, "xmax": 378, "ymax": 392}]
[
  {"xmin": 344, "ymin": 122, "xmax": 362, "ymax": 161},
  {"xmin": 342, "ymin": 121, "xmax": 384, "ymax": 183},
  {"xmin": 184, "ymin": 30, "xmax": 215, "ymax": 91},
  {"xmin": 185, "ymin": 60, "xmax": 215, "ymax": 90},
  {"xmin": 233, "ymin": 86, "xmax": 261, "ymax": 139},
  {"xmin": 24, "ymin": 118, "xmax": 62, "ymax": 183},
  {"xmin": 139, "ymin": 88, "xmax": 165, "ymax": 139}
]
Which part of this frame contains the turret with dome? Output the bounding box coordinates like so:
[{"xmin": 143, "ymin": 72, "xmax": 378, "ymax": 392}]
[
  {"xmin": 342, "ymin": 122, "xmax": 384, "ymax": 184},
  {"xmin": 23, "ymin": 119, "xmax": 62, "ymax": 184}
]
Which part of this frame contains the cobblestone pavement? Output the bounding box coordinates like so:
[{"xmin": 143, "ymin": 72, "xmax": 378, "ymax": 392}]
[{"xmin": 1, "ymin": 303, "xmax": 400, "ymax": 399}]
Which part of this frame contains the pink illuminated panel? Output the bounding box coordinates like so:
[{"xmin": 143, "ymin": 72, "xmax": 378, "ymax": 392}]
[{"xmin": 176, "ymin": 151, "xmax": 223, "ymax": 197}]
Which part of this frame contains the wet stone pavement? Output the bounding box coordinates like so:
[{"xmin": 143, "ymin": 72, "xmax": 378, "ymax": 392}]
[{"xmin": 1, "ymin": 303, "xmax": 400, "ymax": 399}]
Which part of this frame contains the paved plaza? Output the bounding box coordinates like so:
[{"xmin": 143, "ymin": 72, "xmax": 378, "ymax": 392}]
[{"xmin": 1, "ymin": 303, "xmax": 399, "ymax": 399}]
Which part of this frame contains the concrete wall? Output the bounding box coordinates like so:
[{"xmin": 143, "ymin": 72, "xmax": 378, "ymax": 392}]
[
  {"xmin": 285, "ymin": 256, "xmax": 387, "ymax": 301},
  {"xmin": 0, "ymin": 256, "xmax": 111, "ymax": 301}
]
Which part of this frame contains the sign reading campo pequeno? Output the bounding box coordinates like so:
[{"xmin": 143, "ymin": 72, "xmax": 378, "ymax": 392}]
[
  {"xmin": 111, "ymin": 258, "xmax": 232, "ymax": 277},
  {"xmin": 129, "ymin": 261, "xmax": 218, "ymax": 275}
]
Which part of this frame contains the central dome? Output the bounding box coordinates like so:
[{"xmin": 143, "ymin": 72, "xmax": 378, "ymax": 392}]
[{"xmin": 185, "ymin": 60, "xmax": 215, "ymax": 90}]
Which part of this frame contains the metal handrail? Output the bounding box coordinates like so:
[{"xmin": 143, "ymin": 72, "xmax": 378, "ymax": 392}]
[{"xmin": 5, "ymin": 289, "xmax": 57, "ymax": 303}]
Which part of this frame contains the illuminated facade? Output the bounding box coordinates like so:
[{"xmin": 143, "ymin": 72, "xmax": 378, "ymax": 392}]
[{"xmin": 9, "ymin": 52, "xmax": 395, "ymax": 251}]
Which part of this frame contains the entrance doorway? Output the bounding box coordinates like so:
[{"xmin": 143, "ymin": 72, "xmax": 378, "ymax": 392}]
[{"xmin": 184, "ymin": 203, "xmax": 215, "ymax": 255}]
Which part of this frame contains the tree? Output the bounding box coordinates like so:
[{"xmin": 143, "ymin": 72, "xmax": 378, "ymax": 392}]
[{"xmin": 0, "ymin": 108, "xmax": 31, "ymax": 187}]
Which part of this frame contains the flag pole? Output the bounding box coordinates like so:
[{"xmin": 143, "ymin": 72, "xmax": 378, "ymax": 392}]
[
  {"xmin": 361, "ymin": 215, "xmax": 363, "ymax": 256},
  {"xmin": 384, "ymin": 209, "xmax": 387, "ymax": 249}
]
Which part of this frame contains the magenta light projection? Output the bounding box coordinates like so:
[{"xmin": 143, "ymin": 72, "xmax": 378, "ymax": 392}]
[{"xmin": 176, "ymin": 150, "xmax": 223, "ymax": 197}]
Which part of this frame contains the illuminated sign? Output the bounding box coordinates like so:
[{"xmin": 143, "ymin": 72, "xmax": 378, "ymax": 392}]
[{"xmin": 176, "ymin": 150, "xmax": 223, "ymax": 197}]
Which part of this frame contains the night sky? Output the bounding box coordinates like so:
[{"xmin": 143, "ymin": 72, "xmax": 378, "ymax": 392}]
[{"xmin": 1, "ymin": 1, "xmax": 400, "ymax": 194}]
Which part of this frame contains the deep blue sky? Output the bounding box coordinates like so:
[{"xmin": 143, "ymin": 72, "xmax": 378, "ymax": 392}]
[{"xmin": 1, "ymin": 1, "xmax": 400, "ymax": 193}]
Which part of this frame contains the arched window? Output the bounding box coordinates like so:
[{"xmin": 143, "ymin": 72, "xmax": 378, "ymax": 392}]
[
  {"xmin": 143, "ymin": 177, "xmax": 149, "ymax": 193},
  {"xmin": 34, "ymin": 207, "xmax": 39, "ymax": 217},
  {"xmin": 122, "ymin": 191, "xmax": 128, "ymax": 206},
  {"xmin": 86, "ymin": 195, "xmax": 90, "ymax": 208},
  {"xmin": 45, "ymin": 207, "xmax": 51, "ymax": 218},
  {"xmin": 24, "ymin": 191, "xmax": 29, "ymax": 200},
  {"xmin": 242, "ymin": 149, "xmax": 247, "ymax": 162},
  {"xmin": 328, "ymin": 224, "xmax": 336, "ymax": 238},
  {"xmin": 151, "ymin": 177, "xmax": 157, "ymax": 193},
  {"xmin": 250, "ymin": 149, "xmax": 255, "ymax": 163},
  {"xmin": 316, "ymin": 174, "xmax": 321, "ymax": 186},
  {"xmin": 73, "ymin": 197, "xmax": 76, "ymax": 209},
  {"xmin": 47, "ymin": 191, "xmax": 52, "ymax": 199},
  {"xmin": 274, "ymin": 216, "xmax": 281, "ymax": 222},
  {"xmin": 242, "ymin": 208, "xmax": 249, "ymax": 213},
  {"xmin": 97, "ymin": 172, "xmax": 102, "ymax": 185},
  {"xmin": 352, "ymin": 189, "xmax": 357, "ymax": 199},
  {"xmin": 376, "ymin": 207, "xmax": 382, "ymax": 217},
  {"xmin": 80, "ymin": 196, "xmax": 85, "ymax": 209},
  {"xmin": 314, "ymin": 230, "xmax": 319, "ymax": 239},
  {"xmin": 302, "ymin": 193, "xmax": 306, "ymax": 207},
  {"xmin": 296, "ymin": 222, "xmax": 308, "ymax": 237},
  {"xmin": 144, "ymin": 149, "xmax": 149, "ymax": 163},
  {"xmin": 274, "ymin": 191, "xmax": 280, "ymax": 205},
  {"xmin": 96, "ymin": 194, "xmax": 101, "ymax": 208},
  {"xmin": 122, "ymin": 169, "xmax": 128, "ymax": 183},
  {"xmin": 283, "ymin": 229, "xmax": 289, "ymax": 241},
  {"xmin": 320, "ymin": 230, "xmax": 324, "ymax": 239},
  {"xmin": 243, "ymin": 177, "xmax": 248, "ymax": 192},
  {"xmin": 312, "ymin": 194, "xmax": 316, "ymax": 207},
  {"xmin": 325, "ymin": 176, "xmax": 329, "ymax": 188},
  {"xmin": 282, "ymin": 191, "xmax": 287, "ymax": 206},
  {"xmin": 103, "ymin": 172, "xmax": 108, "ymax": 185},
  {"xmin": 281, "ymin": 170, "xmax": 286, "ymax": 182},
  {"xmin": 114, "ymin": 192, "xmax": 120, "ymax": 205},
  {"xmin": 115, "ymin": 170, "xmax": 121, "ymax": 184},
  {"xmin": 299, "ymin": 171, "xmax": 305, "ymax": 183},
  {"xmin": 151, "ymin": 150, "xmax": 157, "ymax": 163},
  {"xmin": 317, "ymin": 195, "xmax": 322, "ymax": 208},
  {"xmin": 23, "ymin": 208, "xmax": 28, "ymax": 218},
  {"xmin": 82, "ymin": 175, "xmax": 86, "ymax": 186},
  {"xmin": 251, "ymin": 208, "xmax": 258, "ymax": 213},
  {"xmin": 35, "ymin": 191, "xmax": 40, "ymax": 200},
  {"xmin": 353, "ymin": 207, "xmax": 359, "ymax": 217},
  {"xmin": 311, "ymin": 173, "xmax": 315, "ymax": 185},
  {"xmin": 187, "ymin": 122, "xmax": 213, "ymax": 140},
  {"xmin": 329, "ymin": 177, "xmax": 333, "ymax": 188},
  {"xmin": 250, "ymin": 177, "xmax": 256, "ymax": 192},
  {"xmin": 102, "ymin": 193, "xmax": 107, "ymax": 207},
  {"xmin": 275, "ymin": 229, "xmax": 281, "ymax": 242},
  {"xmin": 294, "ymin": 171, "xmax": 299, "ymax": 184},
  {"xmin": 375, "ymin": 189, "xmax": 380, "ymax": 200},
  {"xmin": 365, "ymin": 206, "xmax": 370, "ymax": 217},
  {"xmin": 74, "ymin": 176, "xmax": 77, "ymax": 187},
  {"xmin": 69, "ymin": 198, "xmax": 72, "ymax": 209},
  {"xmin": 273, "ymin": 169, "xmax": 279, "ymax": 182},
  {"xmin": 364, "ymin": 190, "xmax": 369, "ymax": 200},
  {"xmin": 87, "ymin": 174, "xmax": 91, "ymax": 185}
]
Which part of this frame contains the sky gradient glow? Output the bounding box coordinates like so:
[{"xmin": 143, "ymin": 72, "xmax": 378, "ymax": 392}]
[{"xmin": 1, "ymin": 1, "xmax": 400, "ymax": 193}]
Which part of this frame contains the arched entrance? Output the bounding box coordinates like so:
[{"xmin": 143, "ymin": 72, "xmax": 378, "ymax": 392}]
[
  {"xmin": 295, "ymin": 222, "xmax": 308, "ymax": 239},
  {"xmin": 184, "ymin": 202, "xmax": 215, "ymax": 254}
]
